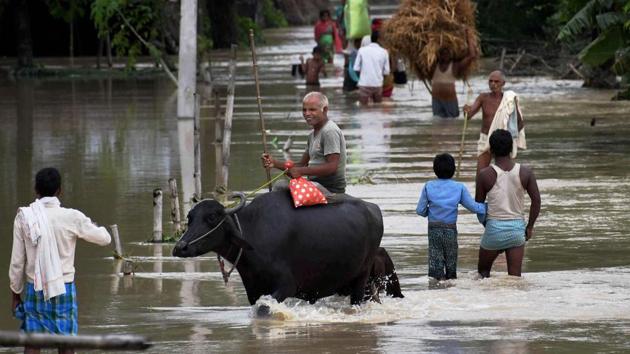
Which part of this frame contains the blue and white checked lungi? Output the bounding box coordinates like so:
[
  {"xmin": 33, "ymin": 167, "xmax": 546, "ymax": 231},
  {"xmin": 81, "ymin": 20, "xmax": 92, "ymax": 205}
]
[
  {"xmin": 14, "ymin": 282, "xmax": 78, "ymax": 335},
  {"xmin": 481, "ymin": 219, "xmax": 526, "ymax": 251}
]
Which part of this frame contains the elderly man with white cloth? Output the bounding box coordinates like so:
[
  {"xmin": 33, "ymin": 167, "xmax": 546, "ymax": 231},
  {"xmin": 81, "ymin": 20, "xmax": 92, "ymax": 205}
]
[
  {"xmin": 464, "ymin": 70, "xmax": 527, "ymax": 176},
  {"xmin": 9, "ymin": 167, "xmax": 110, "ymax": 354}
]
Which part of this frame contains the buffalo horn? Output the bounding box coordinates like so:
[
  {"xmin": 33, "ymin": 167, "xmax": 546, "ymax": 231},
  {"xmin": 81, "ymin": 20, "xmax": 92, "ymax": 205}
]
[{"xmin": 225, "ymin": 192, "xmax": 246, "ymax": 214}]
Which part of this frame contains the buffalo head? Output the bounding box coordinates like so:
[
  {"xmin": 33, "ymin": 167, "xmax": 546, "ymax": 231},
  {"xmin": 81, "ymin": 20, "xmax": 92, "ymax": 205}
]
[{"xmin": 173, "ymin": 192, "xmax": 252, "ymax": 258}]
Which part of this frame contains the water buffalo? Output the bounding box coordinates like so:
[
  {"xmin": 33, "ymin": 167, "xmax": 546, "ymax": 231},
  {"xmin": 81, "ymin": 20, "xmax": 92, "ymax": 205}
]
[{"xmin": 172, "ymin": 191, "xmax": 389, "ymax": 305}]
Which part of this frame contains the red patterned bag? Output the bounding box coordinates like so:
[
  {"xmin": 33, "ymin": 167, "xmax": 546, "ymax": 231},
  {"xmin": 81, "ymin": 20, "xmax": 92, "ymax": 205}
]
[{"xmin": 288, "ymin": 177, "xmax": 328, "ymax": 208}]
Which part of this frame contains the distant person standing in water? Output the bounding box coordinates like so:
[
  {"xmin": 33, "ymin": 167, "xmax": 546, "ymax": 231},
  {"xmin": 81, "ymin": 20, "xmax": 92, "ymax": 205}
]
[
  {"xmin": 9, "ymin": 167, "xmax": 111, "ymax": 354},
  {"xmin": 314, "ymin": 9, "xmax": 341, "ymax": 64},
  {"xmin": 430, "ymin": 28, "xmax": 478, "ymax": 118},
  {"xmin": 300, "ymin": 46, "xmax": 327, "ymax": 91},
  {"xmin": 353, "ymin": 31, "xmax": 390, "ymax": 105},
  {"xmin": 475, "ymin": 130, "xmax": 540, "ymax": 278},
  {"xmin": 464, "ymin": 70, "xmax": 526, "ymax": 176}
]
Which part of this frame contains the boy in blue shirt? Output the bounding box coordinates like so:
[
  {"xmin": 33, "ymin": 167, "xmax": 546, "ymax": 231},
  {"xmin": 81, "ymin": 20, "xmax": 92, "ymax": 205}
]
[{"xmin": 416, "ymin": 153, "xmax": 486, "ymax": 280}]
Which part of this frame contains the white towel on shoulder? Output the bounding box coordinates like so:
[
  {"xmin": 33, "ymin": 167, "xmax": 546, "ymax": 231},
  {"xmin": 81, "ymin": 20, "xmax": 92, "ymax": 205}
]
[
  {"xmin": 483, "ymin": 90, "xmax": 527, "ymax": 158},
  {"xmin": 19, "ymin": 197, "xmax": 65, "ymax": 300}
]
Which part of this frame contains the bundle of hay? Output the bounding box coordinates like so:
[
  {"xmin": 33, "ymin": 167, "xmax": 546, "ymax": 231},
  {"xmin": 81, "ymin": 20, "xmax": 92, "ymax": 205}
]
[{"xmin": 381, "ymin": 0, "xmax": 479, "ymax": 80}]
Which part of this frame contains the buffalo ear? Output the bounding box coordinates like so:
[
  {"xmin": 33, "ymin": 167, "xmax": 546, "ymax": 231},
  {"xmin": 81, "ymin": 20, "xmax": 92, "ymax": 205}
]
[{"xmin": 231, "ymin": 235, "xmax": 253, "ymax": 250}]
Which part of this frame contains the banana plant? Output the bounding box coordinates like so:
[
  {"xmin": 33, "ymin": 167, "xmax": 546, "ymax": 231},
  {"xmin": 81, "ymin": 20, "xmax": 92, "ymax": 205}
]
[{"xmin": 558, "ymin": 0, "xmax": 630, "ymax": 97}]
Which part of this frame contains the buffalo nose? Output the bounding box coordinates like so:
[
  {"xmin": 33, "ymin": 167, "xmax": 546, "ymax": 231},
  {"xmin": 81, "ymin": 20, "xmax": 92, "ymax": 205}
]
[{"xmin": 173, "ymin": 241, "xmax": 188, "ymax": 257}]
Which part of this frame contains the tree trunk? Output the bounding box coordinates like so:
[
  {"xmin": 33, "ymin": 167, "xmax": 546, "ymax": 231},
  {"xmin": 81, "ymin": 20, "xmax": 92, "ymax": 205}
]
[{"xmin": 12, "ymin": 0, "xmax": 33, "ymax": 68}]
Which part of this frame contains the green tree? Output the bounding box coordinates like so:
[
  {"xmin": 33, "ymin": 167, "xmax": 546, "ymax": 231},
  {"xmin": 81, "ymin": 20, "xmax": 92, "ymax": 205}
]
[
  {"xmin": 557, "ymin": 0, "xmax": 630, "ymax": 97},
  {"xmin": 91, "ymin": 0, "xmax": 168, "ymax": 69},
  {"xmin": 46, "ymin": 0, "xmax": 88, "ymax": 64}
]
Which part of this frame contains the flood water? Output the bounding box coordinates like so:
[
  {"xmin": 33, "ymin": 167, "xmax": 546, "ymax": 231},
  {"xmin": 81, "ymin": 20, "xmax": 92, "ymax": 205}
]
[{"xmin": 1, "ymin": 24, "xmax": 630, "ymax": 353}]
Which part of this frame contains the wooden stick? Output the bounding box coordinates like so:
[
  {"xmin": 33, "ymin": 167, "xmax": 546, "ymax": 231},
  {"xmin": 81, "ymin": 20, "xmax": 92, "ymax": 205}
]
[
  {"xmin": 456, "ymin": 83, "xmax": 474, "ymax": 178},
  {"xmin": 221, "ymin": 44, "xmax": 238, "ymax": 191},
  {"xmin": 0, "ymin": 331, "xmax": 151, "ymax": 350},
  {"xmin": 214, "ymin": 89, "xmax": 224, "ymax": 191},
  {"xmin": 110, "ymin": 224, "xmax": 123, "ymax": 259},
  {"xmin": 168, "ymin": 178, "xmax": 182, "ymax": 233},
  {"xmin": 248, "ymin": 29, "xmax": 272, "ymax": 191},
  {"xmin": 152, "ymin": 189, "xmax": 163, "ymax": 242},
  {"xmin": 193, "ymin": 93, "xmax": 202, "ymax": 199},
  {"xmin": 499, "ymin": 48, "xmax": 506, "ymax": 70},
  {"xmin": 568, "ymin": 63, "xmax": 585, "ymax": 80},
  {"xmin": 509, "ymin": 49, "xmax": 525, "ymax": 73}
]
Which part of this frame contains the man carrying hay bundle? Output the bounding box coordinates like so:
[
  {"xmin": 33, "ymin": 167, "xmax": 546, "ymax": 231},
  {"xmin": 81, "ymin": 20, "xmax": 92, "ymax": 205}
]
[
  {"xmin": 431, "ymin": 29, "xmax": 478, "ymax": 118},
  {"xmin": 381, "ymin": 0, "xmax": 480, "ymax": 114}
]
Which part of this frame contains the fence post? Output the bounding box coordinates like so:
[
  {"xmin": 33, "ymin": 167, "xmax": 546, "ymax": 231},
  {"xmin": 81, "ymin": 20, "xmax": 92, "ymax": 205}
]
[
  {"xmin": 110, "ymin": 224, "xmax": 123, "ymax": 258},
  {"xmin": 220, "ymin": 44, "xmax": 238, "ymax": 192},
  {"xmin": 168, "ymin": 178, "xmax": 182, "ymax": 233},
  {"xmin": 153, "ymin": 188, "xmax": 163, "ymax": 242}
]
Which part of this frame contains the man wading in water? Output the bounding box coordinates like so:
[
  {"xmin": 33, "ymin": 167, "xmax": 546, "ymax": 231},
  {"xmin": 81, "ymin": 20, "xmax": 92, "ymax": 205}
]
[
  {"xmin": 430, "ymin": 28, "xmax": 478, "ymax": 118},
  {"xmin": 464, "ymin": 71, "xmax": 526, "ymax": 176},
  {"xmin": 475, "ymin": 130, "xmax": 540, "ymax": 278}
]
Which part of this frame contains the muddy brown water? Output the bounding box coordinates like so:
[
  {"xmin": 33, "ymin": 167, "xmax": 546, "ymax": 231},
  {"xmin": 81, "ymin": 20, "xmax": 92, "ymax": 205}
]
[{"xmin": 1, "ymin": 26, "xmax": 630, "ymax": 353}]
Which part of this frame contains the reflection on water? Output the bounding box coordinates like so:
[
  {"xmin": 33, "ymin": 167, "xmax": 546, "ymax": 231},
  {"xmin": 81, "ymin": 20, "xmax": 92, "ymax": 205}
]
[{"xmin": 1, "ymin": 24, "xmax": 630, "ymax": 353}]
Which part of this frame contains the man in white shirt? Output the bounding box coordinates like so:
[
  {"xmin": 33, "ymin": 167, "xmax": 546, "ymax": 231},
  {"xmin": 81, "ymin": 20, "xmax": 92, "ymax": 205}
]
[
  {"xmin": 353, "ymin": 31, "xmax": 390, "ymax": 105},
  {"xmin": 9, "ymin": 167, "xmax": 111, "ymax": 354}
]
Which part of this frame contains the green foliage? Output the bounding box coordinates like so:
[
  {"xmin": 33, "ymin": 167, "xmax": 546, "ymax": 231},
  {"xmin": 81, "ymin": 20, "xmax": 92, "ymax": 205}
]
[
  {"xmin": 557, "ymin": 0, "xmax": 630, "ymax": 96},
  {"xmin": 476, "ymin": 0, "xmax": 559, "ymax": 41},
  {"xmin": 91, "ymin": 0, "xmax": 164, "ymax": 69},
  {"xmin": 236, "ymin": 16, "xmax": 262, "ymax": 46},
  {"xmin": 198, "ymin": 13, "xmax": 213, "ymax": 55},
  {"xmin": 46, "ymin": 0, "xmax": 87, "ymax": 23},
  {"xmin": 263, "ymin": 0, "xmax": 288, "ymax": 28},
  {"xmin": 579, "ymin": 25, "xmax": 624, "ymax": 65}
]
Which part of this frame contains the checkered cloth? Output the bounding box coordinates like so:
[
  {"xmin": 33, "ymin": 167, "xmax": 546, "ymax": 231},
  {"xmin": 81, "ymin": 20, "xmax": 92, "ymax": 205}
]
[
  {"xmin": 481, "ymin": 219, "xmax": 526, "ymax": 251},
  {"xmin": 14, "ymin": 282, "xmax": 78, "ymax": 335}
]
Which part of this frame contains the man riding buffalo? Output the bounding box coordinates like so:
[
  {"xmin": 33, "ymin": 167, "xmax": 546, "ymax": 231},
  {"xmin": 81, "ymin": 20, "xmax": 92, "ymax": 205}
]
[{"xmin": 262, "ymin": 92, "xmax": 347, "ymax": 197}]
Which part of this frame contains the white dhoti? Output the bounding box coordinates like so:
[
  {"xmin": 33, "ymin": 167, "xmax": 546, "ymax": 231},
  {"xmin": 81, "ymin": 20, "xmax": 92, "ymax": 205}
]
[{"xmin": 478, "ymin": 90, "xmax": 527, "ymax": 158}]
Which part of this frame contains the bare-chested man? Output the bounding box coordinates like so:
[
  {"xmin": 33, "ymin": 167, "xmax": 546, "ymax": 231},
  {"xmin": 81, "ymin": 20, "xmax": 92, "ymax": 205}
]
[
  {"xmin": 463, "ymin": 71, "xmax": 524, "ymax": 175},
  {"xmin": 300, "ymin": 46, "xmax": 327, "ymax": 89},
  {"xmin": 430, "ymin": 28, "xmax": 477, "ymax": 118}
]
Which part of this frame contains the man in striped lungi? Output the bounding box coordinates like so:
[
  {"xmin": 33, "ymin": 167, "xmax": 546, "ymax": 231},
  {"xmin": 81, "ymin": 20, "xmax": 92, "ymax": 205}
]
[{"xmin": 9, "ymin": 167, "xmax": 111, "ymax": 353}]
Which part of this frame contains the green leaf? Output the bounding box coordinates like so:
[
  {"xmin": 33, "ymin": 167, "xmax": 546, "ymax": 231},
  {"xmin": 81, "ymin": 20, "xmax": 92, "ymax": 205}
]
[
  {"xmin": 558, "ymin": 0, "xmax": 599, "ymax": 41},
  {"xmin": 596, "ymin": 12, "xmax": 626, "ymax": 29},
  {"xmin": 579, "ymin": 26, "xmax": 625, "ymax": 65}
]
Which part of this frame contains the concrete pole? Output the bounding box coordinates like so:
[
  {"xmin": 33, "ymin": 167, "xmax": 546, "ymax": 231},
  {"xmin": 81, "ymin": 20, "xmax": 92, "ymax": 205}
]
[{"xmin": 177, "ymin": 0, "xmax": 198, "ymax": 119}]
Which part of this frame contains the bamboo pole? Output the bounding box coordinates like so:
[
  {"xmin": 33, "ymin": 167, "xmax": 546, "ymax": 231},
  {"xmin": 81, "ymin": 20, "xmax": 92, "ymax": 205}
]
[
  {"xmin": 0, "ymin": 331, "xmax": 151, "ymax": 350},
  {"xmin": 193, "ymin": 93, "xmax": 202, "ymax": 199},
  {"xmin": 248, "ymin": 29, "xmax": 272, "ymax": 191},
  {"xmin": 220, "ymin": 44, "xmax": 238, "ymax": 190},
  {"xmin": 110, "ymin": 224, "xmax": 123, "ymax": 259},
  {"xmin": 214, "ymin": 90, "xmax": 223, "ymax": 190},
  {"xmin": 499, "ymin": 48, "xmax": 506, "ymax": 70},
  {"xmin": 152, "ymin": 189, "xmax": 163, "ymax": 242},
  {"xmin": 168, "ymin": 178, "xmax": 182, "ymax": 233},
  {"xmin": 456, "ymin": 83, "xmax": 474, "ymax": 178}
]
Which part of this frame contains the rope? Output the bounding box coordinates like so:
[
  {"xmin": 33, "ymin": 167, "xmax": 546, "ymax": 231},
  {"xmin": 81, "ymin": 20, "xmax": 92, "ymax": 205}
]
[{"xmin": 223, "ymin": 169, "xmax": 288, "ymax": 208}]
